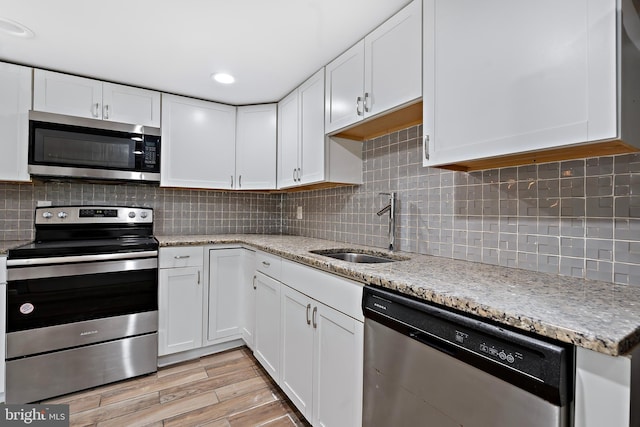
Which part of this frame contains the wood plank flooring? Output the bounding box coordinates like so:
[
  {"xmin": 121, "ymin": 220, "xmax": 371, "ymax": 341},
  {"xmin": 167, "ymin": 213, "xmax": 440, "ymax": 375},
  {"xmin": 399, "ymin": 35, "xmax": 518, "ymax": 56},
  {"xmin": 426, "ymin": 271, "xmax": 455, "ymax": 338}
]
[{"xmin": 43, "ymin": 347, "xmax": 311, "ymax": 427}]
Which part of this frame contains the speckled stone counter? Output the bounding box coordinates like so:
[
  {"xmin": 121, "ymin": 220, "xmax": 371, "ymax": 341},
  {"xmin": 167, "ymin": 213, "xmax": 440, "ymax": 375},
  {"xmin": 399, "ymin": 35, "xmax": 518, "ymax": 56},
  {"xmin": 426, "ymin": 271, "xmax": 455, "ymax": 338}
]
[
  {"xmin": 0, "ymin": 240, "xmax": 30, "ymax": 255},
  {"xmin": 159, "ymin": 234, "xmax": 640, "ymax": 357}
]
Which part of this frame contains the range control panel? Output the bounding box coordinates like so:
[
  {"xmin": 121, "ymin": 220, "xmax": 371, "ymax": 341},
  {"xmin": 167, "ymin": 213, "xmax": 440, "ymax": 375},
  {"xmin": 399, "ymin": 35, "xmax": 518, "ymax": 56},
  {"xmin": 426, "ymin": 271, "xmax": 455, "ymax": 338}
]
[{"xmin": 35, "ymin": 206, "xmax": 153, "ymax": 225}]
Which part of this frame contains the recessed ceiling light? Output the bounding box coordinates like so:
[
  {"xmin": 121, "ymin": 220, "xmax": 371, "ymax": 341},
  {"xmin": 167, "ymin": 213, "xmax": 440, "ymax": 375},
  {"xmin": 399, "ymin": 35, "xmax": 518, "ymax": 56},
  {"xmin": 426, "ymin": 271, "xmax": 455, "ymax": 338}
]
[
  {"xmin": 211, "ymin": 73, "xmax": 235, "ymax": 84},
  {"xmin": 0, "ymin": 17, "xmax": 34, "ymax": 38}
]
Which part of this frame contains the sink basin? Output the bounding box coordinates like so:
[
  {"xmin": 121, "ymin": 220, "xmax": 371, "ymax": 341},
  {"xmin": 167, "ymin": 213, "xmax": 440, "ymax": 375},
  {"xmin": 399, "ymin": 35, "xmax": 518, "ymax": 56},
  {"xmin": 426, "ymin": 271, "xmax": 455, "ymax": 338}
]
[{"xmin": 309, "ymin": 249, "xmax": 407, "ymax": 264}]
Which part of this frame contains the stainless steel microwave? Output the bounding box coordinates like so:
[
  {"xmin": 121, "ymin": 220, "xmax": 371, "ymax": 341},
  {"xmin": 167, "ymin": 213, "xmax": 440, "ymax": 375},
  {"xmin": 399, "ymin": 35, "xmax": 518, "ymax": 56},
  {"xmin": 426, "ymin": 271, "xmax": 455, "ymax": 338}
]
[{"xmin": 28, "ymin": 111, "xmax": 161, "ymax": 182}]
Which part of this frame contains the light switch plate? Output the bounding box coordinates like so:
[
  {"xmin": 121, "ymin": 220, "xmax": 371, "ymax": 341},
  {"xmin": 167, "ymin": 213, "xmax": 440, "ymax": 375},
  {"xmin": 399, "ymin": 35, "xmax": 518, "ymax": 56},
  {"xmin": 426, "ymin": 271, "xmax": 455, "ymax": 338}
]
[{"xmin": 296, "ymin": 206, "xmax": 303, "ymax": 219}]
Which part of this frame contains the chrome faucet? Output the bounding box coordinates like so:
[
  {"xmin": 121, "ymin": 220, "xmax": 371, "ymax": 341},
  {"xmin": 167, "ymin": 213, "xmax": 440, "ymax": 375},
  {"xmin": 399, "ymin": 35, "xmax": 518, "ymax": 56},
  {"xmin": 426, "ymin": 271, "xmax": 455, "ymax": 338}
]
[{"xmin": 377, "ymin": 192, "xmax": 396, "ymax": 251}]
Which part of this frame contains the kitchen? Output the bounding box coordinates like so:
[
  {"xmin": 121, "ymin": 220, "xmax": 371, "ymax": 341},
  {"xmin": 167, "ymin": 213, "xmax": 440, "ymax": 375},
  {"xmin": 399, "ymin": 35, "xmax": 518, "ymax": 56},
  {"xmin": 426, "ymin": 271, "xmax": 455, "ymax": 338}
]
[{"xmin": 1, "ymin": 0, "xmax": 640, "ymax": 426}]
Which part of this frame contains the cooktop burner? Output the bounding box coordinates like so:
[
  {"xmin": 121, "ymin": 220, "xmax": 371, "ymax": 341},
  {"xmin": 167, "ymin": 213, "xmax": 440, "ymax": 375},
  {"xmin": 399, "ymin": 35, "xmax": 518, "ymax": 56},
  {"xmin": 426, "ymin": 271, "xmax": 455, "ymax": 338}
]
[{"xmin": 8, "ymin": 205, "xmax": 157, "ymax": 260}]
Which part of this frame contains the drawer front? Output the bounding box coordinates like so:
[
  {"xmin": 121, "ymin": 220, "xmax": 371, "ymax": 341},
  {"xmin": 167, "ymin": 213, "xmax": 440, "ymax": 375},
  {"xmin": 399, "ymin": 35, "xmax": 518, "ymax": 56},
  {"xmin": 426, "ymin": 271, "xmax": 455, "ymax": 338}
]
[
  {"xmin": 159, "ymin": 246, "xmax": 204, "ymax": 269},
  {"xmin": 255, "ymin": 251, "xmax": 282, "ymax": 281}
]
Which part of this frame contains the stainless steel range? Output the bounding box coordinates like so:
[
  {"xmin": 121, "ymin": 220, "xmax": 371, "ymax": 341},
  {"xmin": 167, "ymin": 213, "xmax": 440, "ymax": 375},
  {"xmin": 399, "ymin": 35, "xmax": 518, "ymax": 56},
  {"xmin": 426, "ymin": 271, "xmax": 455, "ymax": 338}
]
[{"xmin": 5, "ymin": 206, "xmax": 159, "ymax": 404}]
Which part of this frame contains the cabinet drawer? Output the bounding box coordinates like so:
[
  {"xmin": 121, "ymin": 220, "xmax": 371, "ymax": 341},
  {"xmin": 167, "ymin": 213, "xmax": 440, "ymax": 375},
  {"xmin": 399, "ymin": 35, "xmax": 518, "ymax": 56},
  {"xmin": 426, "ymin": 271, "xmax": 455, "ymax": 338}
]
[
  {"xmin": 159, "ymin": 246, "xmax": 204, "ymax": 269},
  {"xmin": 0, "ymin": 255, "xmax": 6, "ymax": 283},
  {"xmin": 255, "ymin": 251, "xmax": 282, "ymax": 281}
]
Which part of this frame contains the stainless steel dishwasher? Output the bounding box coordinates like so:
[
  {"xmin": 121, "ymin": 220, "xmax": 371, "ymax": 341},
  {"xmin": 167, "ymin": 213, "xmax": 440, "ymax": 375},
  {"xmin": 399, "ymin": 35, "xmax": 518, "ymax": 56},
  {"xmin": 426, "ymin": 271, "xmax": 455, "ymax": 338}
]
[{"xmin": 362, "ymin": 286, "xmax": 574, "ymax": 427}]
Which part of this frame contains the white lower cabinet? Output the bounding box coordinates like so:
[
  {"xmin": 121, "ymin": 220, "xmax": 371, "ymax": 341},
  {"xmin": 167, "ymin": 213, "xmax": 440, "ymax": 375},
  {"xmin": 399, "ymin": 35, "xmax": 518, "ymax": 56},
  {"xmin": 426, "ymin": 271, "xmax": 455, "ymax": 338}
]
[
  {"xmin": 253, "ymin": 270, "xmax": 282, "ymax": 380},
  {"xmin": 280, "ymin": 284, "xmax": 364, "ymax": 427},
  {"xmin": 158, "ymin": 246, "xmax": 204, "ymax": 356},
  {"xmin": 281, "ymin": 284, "xmax": 364, "ymax": 426},
  {"xmin": 205, "ymin": 247, "xmax": 250, "ymax": 344},
  {"xmin": 1, "ymin": 256, "xmax": 6, "ymax": 402}
]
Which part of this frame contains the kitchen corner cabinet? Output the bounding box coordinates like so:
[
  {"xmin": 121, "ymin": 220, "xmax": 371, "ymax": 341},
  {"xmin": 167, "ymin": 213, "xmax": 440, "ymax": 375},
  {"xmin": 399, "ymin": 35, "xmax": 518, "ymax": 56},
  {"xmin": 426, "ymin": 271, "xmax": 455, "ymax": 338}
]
[
  {"xmin": 278, "ymin": 68, "xmax": 363, "ymax": 190},
  {"xmin": 0, "ymin": 62, "xmax": 31, "ymax": 182},
  {"xmin": 241, "ymin": 250, "xmax": 256, "ymax": 349},
  {"xmin": 1, "ymin": 256, "xmax": 6, "ymax": 402},
  {"xmin": 235, "ymin": 104, "xmax": 277, "ymax": 190},
  {"xmin": 158, "ymin": 246, "xmax": 204, "ymax": 356},
  {"xmin": 161, "ymin": 94, "xmax": 236, "ymax": 189},
  {"xmin": 325, "ymin": 0, "xmax": 422, "ymax": 134},
  {"xmin": 205, "ymin": 247, "xmax": 248, "ymax": 344},
  {"xmin": 33, "ymin": 69, "xmax": 161, "ymax": 127},
  {"xmin": 422, "ymin": 0, "xmax": 637, "ymax": 170},
  {"xmin": 280, "ymin": 284, "xmax": 364, "ymax": 426}
]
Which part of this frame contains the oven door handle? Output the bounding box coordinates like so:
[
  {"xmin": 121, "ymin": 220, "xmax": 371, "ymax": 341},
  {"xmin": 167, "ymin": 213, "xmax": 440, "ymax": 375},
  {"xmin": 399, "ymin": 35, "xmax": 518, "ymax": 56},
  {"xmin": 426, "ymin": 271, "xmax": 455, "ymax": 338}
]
[
  {"xmin": 8, "ymin": 257, "xmax": 158, "ymax": 281},
  {"xmin": 7, "ymin": 250, "xmax": 158, "ymax": 267}
]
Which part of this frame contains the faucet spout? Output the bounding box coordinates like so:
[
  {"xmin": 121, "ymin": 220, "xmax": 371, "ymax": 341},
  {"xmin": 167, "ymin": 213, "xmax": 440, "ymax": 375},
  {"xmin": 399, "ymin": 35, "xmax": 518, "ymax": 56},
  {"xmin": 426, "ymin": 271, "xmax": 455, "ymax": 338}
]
[
  {"xmin": 377, "ymin": 192, "xmax": 396, "ymax": 251},
  {"xmin": 376, "ymin": 204, "xmax": 391, "ymax": 216}
]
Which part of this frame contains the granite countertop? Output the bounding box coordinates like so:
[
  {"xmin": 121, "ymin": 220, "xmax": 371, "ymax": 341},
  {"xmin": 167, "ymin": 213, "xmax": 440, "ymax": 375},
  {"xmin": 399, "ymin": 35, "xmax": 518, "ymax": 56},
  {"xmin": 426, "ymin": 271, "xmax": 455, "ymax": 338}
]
[{"xmin": 158, "ymin": 234, "xmax": 640, "ymax": 357}]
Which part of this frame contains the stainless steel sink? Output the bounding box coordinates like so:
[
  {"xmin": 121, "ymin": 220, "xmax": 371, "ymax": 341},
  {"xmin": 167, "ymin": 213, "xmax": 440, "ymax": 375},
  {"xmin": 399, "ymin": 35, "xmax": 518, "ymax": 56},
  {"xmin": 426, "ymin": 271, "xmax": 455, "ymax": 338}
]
[{"xmin": 309, "ymin": 249, "xmax": 407, "ymax": 264}]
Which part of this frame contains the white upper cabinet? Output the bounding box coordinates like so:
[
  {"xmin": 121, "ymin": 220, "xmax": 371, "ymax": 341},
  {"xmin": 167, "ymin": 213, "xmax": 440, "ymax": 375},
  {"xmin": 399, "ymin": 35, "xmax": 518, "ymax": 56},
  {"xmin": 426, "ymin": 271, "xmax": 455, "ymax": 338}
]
[
  {"xmin": 278, "ymin": 69, "xmax": 327, "ymax": 188},
  {"xmin": 422, "ymin": 0, "xmax": 631, "ymax": 169},
  {"xmin": 279, "ymin": 68, "xmax": 362, "ymax": 189},
  {"xmin": 33, "ymin": 69, "xmax": 161, "ymax": 127},
  {"xmin": 102, "ymin": 82, "xmax": 161, "ymax": 127},
  {"xmin": 161, "ymin": 94, "xmax": 236, "ymax": 189},
  {"xmin": 325, "ymin": 0, "xmax": 422, "ymax": 134},
  {"xmin": 0, "ymin": 62, "xmax": 31, "ymax": 182},
  {"xmin": 235, "ymin": 104, "xmax": 277, "ymax": 190}
]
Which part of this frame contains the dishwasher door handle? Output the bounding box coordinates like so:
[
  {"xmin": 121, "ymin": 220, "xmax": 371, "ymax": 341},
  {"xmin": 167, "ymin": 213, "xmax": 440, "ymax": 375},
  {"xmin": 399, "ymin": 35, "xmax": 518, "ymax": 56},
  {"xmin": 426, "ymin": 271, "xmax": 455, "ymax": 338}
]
[{"xmin": 409, "ymin": 330, "xmax": 457, "ymax": 357}]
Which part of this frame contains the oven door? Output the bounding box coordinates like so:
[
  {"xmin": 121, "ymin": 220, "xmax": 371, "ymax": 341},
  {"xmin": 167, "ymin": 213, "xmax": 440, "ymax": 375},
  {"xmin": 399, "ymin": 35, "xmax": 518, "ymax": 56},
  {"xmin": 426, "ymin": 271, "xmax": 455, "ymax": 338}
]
[{"xmin": 6, "ymin": 255, "xmax": 158, "ymax": 356}]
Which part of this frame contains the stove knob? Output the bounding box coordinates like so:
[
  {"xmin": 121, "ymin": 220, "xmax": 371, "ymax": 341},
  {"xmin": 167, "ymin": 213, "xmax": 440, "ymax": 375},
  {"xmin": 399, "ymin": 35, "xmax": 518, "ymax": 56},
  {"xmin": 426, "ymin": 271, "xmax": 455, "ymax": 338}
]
[
  {"xmin": 42, "ymin": 211, "xmax": 53, "ymax": 219},
  {"xmin": 57, "ymin": 211, "xmax": 68, "ymax": 219},
  {"xmin": 140, "ymin": 211, "xmax": 148, "ymax": 219},
  {"xmin": 128, "ymin": 211, "xmax": 136, "ymax": 219}
]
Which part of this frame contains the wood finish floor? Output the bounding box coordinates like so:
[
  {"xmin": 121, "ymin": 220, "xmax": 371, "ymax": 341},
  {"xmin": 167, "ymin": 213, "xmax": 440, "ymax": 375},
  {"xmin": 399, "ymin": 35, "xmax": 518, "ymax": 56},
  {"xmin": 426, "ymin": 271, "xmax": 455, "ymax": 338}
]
[{"xmin": 43, "ymin": 347, "xmax": 311, "ymax": 427}]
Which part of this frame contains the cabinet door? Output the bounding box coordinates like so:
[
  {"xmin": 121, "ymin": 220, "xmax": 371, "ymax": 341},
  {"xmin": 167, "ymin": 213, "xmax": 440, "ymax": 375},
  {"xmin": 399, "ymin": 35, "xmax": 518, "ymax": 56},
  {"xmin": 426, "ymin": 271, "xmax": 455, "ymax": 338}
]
[
  {"xmin": 33, "ymin": 69, "xmax": 102, "ymax": 119},
  {"xmin": 0, "ymin": 280, "xmax": 5, "ymax": 402},
  {"xmin": 241, "ymin": 250, "xmax": 256, "ymax": 349},
  {"xmin": 278, "ymin": 90, "xmax": 300, "ymax": 189},
  {"xmin": 102, "ymin": 82, "xmax": 161, "ymax": 127},
  {"xmin": 158, "ymin": 266, "xmax": 203, "ymax": 355},
  {"xmin": 299, "ymin": 68, "xmax": 326, "ymax": 186},
  {"xmin": 280, "ymin": 285, "xmax": 314, "ymax": 418},
  {"xmin": 313, "ymin": 302, "xmax": 364, "ymax": 427},
  {"xmin": 207, "ymin": 248, "xmax": 244, "ymax": 343},
  {"xmin": 253, "ymin": 271, "xmax": 281, "ymax": 381},
  {"xmin": 236, "ymin": 104, "xmax": 277, "ymax": 190},
  {"xmin": 423, "ymin": 0, "xmax": 616, "ymax": 167},
  {"xmin": 364, "ymin": 0, "xmax": 421, "ymax": 118},
  {"xmin": 161, "ymin": 94, "xmax": 236, "ymax": 189},
  {"xmin": 325, "ymin": 40, "xmax": 365, "ymax": 134},
  {"xmin": 0, "ymin": 62, "xmax": 31, "ymax": 182}
]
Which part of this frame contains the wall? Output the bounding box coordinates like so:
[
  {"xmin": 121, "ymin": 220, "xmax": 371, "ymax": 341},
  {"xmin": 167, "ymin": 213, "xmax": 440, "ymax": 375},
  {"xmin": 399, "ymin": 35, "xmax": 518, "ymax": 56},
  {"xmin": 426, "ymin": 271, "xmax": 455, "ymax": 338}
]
[
  {"xmin": 0, "ymin": 180, "xmax": 282, "ymax": 241},
  {"xmin": 283, "ymin": 125, "xmax": 640, "ymax": 286}
]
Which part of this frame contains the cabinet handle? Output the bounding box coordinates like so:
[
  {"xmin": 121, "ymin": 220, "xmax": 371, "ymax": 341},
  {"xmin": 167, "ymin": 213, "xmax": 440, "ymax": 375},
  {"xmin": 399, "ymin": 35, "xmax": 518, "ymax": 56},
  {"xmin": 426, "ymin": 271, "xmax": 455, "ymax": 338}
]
[
  {"xmin": 174, "ymin": 255, "xmax": 190, "ymax": 259},
  {"xmin": 356, "ymin": 96, "xmax": 363, "ymax": 116},
  {"xmin": 423, "ymin": 135, "xmax": 430, "ymax": 161},
  {"xmin": 312, "ymin": 306, "xmax": 318, "ymax": 329},
  {"xmin": 306, "ymin": 304, "xmax": 312, "ymax": 325},
  {"xmin": 238, "ymin": 175, "xmax": 242, "ymax": 188},
  {"xmin": 197, "ymin": 270, "xmax": 200, "ymax": 284},
  {"xmin": 93, "ymin": 103, "xmax": 100, "ymax": 118},
  {"xmin": 231, "ymin": 175, "xmax": 234, "ymax": 188},
  {"xmin": 262, "ymin": 261, "xmax": 271, "ymax": 267},
  {"xmin": 253, "ymin": 275, "xmax": 257, "ymax": 290},
  {"xmin": 293, "ymin": 168, "xmax": 297, "ymax": 182},
  {"xmin": 297, "ymin": 168, "xmax": 301, "ymax": 182},
  {"xmin": 103, "ymin": 104, "xmax": 110, "ymax": 119},
  {"xmin": 363, "ymin": 92, "xmax": 370, "ymax": 113}
]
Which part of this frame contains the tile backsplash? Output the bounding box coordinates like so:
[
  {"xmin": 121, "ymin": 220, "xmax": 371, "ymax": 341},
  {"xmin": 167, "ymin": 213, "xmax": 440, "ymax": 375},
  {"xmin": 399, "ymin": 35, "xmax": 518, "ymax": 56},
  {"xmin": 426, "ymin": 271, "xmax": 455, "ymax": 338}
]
[
  {"xmin": 0, "ymin": 181, "xmax": 282, "ymax": 240},
  {"xmin": 283, "ymin": 125, "xmax": 640, "ymax": 285},
  {"xmin": 1, "ymin": 124, "xmax": 639, "ymax": 285}
]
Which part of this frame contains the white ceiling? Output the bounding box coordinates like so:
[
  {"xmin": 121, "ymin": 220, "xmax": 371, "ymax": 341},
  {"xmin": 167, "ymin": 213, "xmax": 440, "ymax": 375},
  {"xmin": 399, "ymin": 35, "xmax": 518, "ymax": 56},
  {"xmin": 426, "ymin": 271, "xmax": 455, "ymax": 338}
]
[{"xmin": 0, "ymin": 0, "xmax": 411, "ymax": 106}]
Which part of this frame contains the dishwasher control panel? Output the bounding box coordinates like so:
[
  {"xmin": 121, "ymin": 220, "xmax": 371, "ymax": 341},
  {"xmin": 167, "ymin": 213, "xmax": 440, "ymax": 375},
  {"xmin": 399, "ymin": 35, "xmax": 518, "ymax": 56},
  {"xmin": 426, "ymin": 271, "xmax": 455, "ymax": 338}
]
[{"xmin": 363, "ymin": 285, "xmax": 569, "ymax": 386}]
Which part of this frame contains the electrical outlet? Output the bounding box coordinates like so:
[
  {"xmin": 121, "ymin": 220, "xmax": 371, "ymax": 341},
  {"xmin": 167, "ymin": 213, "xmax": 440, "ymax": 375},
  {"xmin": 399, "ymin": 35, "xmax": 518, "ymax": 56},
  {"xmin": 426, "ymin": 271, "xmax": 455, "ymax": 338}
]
[
  {"xmin": 296, "ymin": 206, "xmax": 303, "ymax": 219},
  {"xmin": 37, "ymin": 201, "xmax": 52, "ymax": 207}
]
